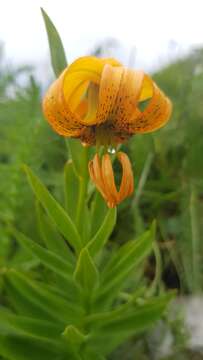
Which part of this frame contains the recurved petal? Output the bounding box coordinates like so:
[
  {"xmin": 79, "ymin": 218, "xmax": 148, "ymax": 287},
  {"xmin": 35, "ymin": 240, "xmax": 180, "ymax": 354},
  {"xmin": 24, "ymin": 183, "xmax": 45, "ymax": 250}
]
[
  {"xmin": 82, "ymin": 83, "xmax": 100, "ymax": 125},
  {"xmin": 42, "ymin": 68, "xmax": 85, "ymax": 137},
  {"xmin": 63, "ymin": 57, "xmax": 122, "ymax": 126},
  {"xmin": 129, "ymin": 79, "xmax": 172, "ymax": 133},
  {"xmin": 117, "ymin": 152, "xmax": 134, "ymax": 202},
  {"xmin": 110, "ymin": 73, "xmax": 172, "ymax": 135},
  {"xmin": 88, "ymin": 154, "xmax": 108, "ymax": 201},
  {"xmin": 101, "ymin": 154, "xmax": 118, "ymax": 207},
  {"xmin": 95, "ymin": 64, "xmax": 123, "ymax": 125},
  {"xmin": 139, "ymin": 75, "xmax": 153, "ymax": 101},
  {"xmin": 110, "ymin": 68, "xmax": 144, "ymax": 130},
  {"xmin": 66, "ymin": 56, "xmax": 121, "ymax": 75}
]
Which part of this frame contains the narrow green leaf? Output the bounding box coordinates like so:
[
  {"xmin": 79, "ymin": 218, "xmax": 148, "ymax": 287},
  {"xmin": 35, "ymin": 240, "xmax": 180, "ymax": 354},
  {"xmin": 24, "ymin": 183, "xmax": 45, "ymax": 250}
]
[
  {"xmin": 5, "ymin": 270, "xmax": 83, "ymax": 325},
  {"xmin": 0, "ymin": 307, "xmax": 63, "ymax": 341},
  {"xmin": 89, "ymin": 294, "xmax": 172, "ymax": 356},
  {"xmin": 67, "ymin": 139, "xmax": 89, "ymax": 178},
  {"xmin": 95, "ymin": 226, "xmax": 154, "ymax": 307},
  {"xmin": 62, "ymin": 326, "xmax": 87, "ymax": 360},
  {"xmin": 41, "ymin": 8, "xmax": 67, "ymax": 77},
  {"xmin": 64, "ymin": 160, "xmax": 80, "ymax": 223},
  {"xmin": 81, "ymin": 204, "xmax": 91, "ymax": 245},
  {"xmin": 0, "ymin": 335, "xmax": 65, "ymax": 360},
  {"xmin": 64, "ymin": 158, "xmax": 91, "ymax": 244},
  {"xmin": 9, "ymin": 248, "xmax": 40, "ymax": 271},
  {"xmin": 12, "ymin": 228, "xmax": 74, "ymax": 279},
  {"xmin": 90, "ymin": 192, "xmax": 108, "ymax": 237},
  {"xmin": 74, "ymin": 248, "xmax": 99, "ymax": 292},
  {"xmin": 36, "ymin": 202, "xmax": 75, "ymax": 263},
  {"xmin": 87, "ymin": 208, "xmax": 117, "ymax": 256},
  {"xmin": 62, "ymin": 325, "xmax": 86, "ymax": 346},
  {"xmin": 0, "ymin": 333, "xmax": 68, "ymax": 360},
  {"xmin": 4, "ymin": 280, "xmax": 46, "ymax": 320},
  {"xmin": 23, "ymin": 165, "xmax": 81, "ymax": 253}
]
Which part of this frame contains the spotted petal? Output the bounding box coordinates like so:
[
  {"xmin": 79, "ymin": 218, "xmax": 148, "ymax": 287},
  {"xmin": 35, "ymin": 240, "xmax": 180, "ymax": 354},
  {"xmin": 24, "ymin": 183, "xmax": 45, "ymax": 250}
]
[
  {"xmin": 42, "ymin": 68, "xmax": 85, "ymax": 137},
  {"xmin": 129, "ymin": 78, "xmax": 172, "ymax": 133}
]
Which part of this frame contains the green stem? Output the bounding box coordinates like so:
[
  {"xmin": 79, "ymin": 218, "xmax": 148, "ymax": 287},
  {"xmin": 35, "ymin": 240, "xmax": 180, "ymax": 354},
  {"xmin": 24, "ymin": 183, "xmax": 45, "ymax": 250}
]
[
  {"xmin": 132, "ymin": 152, "xmax": 154, "ymax": 209},
  {"xmin": 76, "ymin": 176, "xmax": 88, "ymax": 235}
]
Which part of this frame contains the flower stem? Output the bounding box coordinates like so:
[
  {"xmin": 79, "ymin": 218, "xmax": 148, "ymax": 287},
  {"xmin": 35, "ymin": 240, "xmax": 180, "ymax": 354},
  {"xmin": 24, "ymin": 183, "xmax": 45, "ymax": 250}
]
[
  {"xmin": 132, "ymin": 152, "xmax": 154, "ymax": 208},
  {"xmin": 76, "ymin": 176, "xmax": 88, "ymax": 239}
]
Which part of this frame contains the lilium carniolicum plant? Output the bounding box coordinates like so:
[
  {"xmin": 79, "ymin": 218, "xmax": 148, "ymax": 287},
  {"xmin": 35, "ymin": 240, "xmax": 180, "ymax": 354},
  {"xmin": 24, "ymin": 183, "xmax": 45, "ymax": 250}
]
[{"xmin": 43, "ymin": 56, "xmax": 172, "ymax": 208}]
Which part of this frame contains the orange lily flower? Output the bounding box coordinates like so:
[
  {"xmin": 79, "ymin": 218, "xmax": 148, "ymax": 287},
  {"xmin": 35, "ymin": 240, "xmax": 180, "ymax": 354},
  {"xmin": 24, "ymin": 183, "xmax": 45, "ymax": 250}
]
[{"xmin": 43, "ymin": 56, "xmax": 172, "ymax": 207}]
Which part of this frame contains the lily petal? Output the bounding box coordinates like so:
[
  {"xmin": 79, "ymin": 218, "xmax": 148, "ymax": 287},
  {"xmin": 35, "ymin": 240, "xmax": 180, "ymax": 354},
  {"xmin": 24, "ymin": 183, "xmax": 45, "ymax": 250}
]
[
  {"xmin": 42, "ymin": 69, "xmax": 85, "ymax": 137},
  {"xmin": 129, "ymin": 80, "xmax": 172, "ymax": 133},
  {"xmin": 63, "ymin": 57, "xmax": 122, "ymax": 125},
  {"xmin": 89, "ymin": 154, "xmax": 108, "ymax": 202},
  {"xmin": 102, "ymin": 154, "xmax": 118, "ymax": 207},
  {"xmin": 117, "ymin": 152, "xmax": 134, "ymax": 202},
  {"xmin": 83, "ymin": 82, "xmax": 100, "ymax": 125},
  {"xmin": 110, "ymin": 67, "xmax": 144, "ymax": 130},
  {"xmin": 139, "ymin": 75, "xmax": 153, "ymax": 101},
  {"xmin": 96, "ymin": 64, "xmax": 123, "ymax": 125}
]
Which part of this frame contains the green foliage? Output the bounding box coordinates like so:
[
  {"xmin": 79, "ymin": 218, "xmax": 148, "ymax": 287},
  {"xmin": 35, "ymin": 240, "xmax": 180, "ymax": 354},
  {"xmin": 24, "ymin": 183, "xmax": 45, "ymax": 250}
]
[
  {"xmin": 64, "ymin": 160, "xmax": 80, "ymax": 223},
  {"xmin": 24, "ymin": 165, "xmax": 82, "ymax": 253},
  {"xmin": 74, "ymin": 248, "xmax": 99, "ymax": 293},
  {"xmin": 0, "ymin": 165, "xmax": 171, "ymax": 359},
  {"xmin": 0, "ymin": 47, "xmax": 67, "ymax": 269},
  {"xmin": 87, "ymin": 208, "xmax": 117, "ymax": 256},
  {"xmin": 36, "ymin": 202, "xmax": 73, "ymax": 261}
]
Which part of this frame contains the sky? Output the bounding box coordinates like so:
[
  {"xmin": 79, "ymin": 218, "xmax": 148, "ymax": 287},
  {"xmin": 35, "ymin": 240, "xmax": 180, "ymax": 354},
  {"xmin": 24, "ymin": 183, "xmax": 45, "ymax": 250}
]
[{"xmin": 0, "ymin": 0, "xmax": 203, "ymax": 77}]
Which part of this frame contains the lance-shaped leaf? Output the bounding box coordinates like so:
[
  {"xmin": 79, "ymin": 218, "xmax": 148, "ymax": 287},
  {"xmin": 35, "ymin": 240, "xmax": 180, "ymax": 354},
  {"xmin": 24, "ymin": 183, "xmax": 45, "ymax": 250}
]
[
  {"xmin": 67, "ymin": 139, "xmax": 89, "ymax": 179},
  {"xmin": 4, "ymin": 270, "xmax": 83, "ymax": 325},
  {"xmin": 0, "ymin": 333, "xmax": 67, "ymax": 360},
  {"xmin": 41, "ymin": 8, "xmax": 67, "ymax": 77},
  {"xmin": 74, "ymin": 248, "xmax": 99, "ymax": 292},
  {"xmin": 62, "ymin": 326, "xmax": 107, "ymax": 360},
  {"xmin": 90, "ymin": 192, "xmax": 108, "ymax": 237},
  {"xmin": 0, "ymin": 307, "xmax": 63, "ymax": 341},
  {"xmin": 62, "ymin": 325, "xmax": 86, "ymax": 346},
  {"xmin": 87, "ymin": 293, "xmax": 173, "ymax": 356},
  {"xmin": 12, "ymin": 228, "xmax": 74, "ymax": 280},
  {"xmin": 64, "ymin": 160, "xmax": 80, "ymax": 223},
  {"xmin": 36, "ymin": 202, "xmax": 74, "ymax": 263},
  {"xmin": 23, "ymin": 165, "xmax": 82, "ymax": 253},
  {"xmin": 95, "ymin": 225, "xmax": 154, "ymax": 308},
  {"xmin": 81, "ymin": 205, "xmax": 92, "ymax": 245},
  {"xmin": 87, "ymin": 208, "xmax": 117, "ymax": 256}
]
